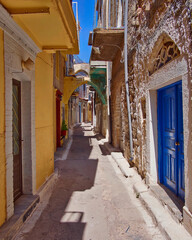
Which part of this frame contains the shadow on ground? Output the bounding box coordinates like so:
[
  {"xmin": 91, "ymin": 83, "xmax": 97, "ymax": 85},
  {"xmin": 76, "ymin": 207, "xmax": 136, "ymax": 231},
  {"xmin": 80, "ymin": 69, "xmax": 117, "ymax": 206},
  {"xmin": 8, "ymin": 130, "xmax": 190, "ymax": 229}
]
[{"xmin": 23, "ymin": 125, "xmax": 98, "ymax": 240}]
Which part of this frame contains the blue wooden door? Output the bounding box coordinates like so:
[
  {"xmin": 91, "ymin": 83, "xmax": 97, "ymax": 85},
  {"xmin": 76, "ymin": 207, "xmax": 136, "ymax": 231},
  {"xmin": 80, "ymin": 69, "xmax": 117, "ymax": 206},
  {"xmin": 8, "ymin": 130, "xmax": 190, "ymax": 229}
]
[
  {"xmin": 158, "ymin": 82, "xmax": 184, "ymax": 200},
  {"xmin": 177, "ymin": 84, "xmax": 185, "ymax": 199}
]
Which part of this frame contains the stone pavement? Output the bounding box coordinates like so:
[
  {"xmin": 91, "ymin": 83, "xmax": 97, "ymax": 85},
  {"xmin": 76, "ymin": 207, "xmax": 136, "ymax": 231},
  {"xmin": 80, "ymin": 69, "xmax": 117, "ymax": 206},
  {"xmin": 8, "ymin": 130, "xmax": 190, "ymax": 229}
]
[{"xmin": 13, "ymin": 123, "xmax": 164, "ymax": 240}]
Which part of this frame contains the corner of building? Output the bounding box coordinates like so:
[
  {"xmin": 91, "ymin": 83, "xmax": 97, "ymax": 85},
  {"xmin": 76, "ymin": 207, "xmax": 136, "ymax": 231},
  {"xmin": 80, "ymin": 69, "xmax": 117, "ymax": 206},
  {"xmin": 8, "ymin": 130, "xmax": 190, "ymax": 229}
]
[{"xmin": 0, "ymin": 28, "xmax": 6, "ymax": 227}]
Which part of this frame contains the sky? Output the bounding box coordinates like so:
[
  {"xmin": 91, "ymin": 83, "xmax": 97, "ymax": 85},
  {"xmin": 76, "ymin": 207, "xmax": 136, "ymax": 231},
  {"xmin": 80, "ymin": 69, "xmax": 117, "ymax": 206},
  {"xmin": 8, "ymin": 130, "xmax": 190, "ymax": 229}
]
[{"xmin": 73, "ymin": 0, "xmax": 95, "ymax": 63}]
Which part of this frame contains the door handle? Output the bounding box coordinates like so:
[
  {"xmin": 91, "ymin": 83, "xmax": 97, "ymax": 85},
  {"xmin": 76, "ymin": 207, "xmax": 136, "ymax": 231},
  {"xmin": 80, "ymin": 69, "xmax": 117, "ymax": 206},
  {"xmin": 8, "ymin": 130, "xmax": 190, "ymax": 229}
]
[
  {"xmin": 16, "ymin": 138, "xmax": 24, "ymax": 142},
  {"xmin": 175, "ymin": 142, "xmax": 180, "ymax": 146}
]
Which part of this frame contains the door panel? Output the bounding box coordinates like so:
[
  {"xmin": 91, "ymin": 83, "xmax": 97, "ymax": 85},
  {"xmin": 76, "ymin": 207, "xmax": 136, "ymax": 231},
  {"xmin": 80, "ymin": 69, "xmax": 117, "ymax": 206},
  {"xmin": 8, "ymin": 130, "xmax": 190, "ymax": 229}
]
[
  {"xmin": 56, "ymin": 97, "xmax": 61, "ymax": 148},
  {"xmin": 177, "ymin": 84, "xmax": 185, "ymax": 199},
  {"xmin": 158, "ymin": 82, "xmax": 184, "ymax": 200},
  {"xmin": 162, "ymin": 86, "xmax": 177, "ymax": 193},
  {"xmin": 12, "ymin": 79, "xmax": 22, "ymax": 201}
]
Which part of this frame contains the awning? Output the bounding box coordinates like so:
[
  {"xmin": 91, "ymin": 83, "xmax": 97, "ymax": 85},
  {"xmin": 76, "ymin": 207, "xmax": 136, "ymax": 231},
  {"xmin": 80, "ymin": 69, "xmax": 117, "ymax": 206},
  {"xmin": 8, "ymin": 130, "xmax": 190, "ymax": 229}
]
[
  {"xmin": 0, "ymin": 0, "xmax": 79, "ymax": 54},
  {"xmin": 90, "ymin": 28, "xmax": 124, "ymax": 61}
]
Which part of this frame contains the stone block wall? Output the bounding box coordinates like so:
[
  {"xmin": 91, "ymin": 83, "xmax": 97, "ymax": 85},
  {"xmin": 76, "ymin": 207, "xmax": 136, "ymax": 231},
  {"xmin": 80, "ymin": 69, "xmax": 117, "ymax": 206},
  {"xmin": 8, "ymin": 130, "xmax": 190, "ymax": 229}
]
[
  {"xmin": 111, "ymin": 49, "xmax": 131, "ymax": 164},
  {"xmin": 110, "ymin": 4, "xmax": 192, "ymax": 235},
  {"xmin": 111, "ymin": 0, "xmax": 192, "ymax": 179},
  {"xmin": 95, "ymin": 101, "xmax": 108, "ymax": 138},
  {"xmin": 101, "ymin": 104, "xmax": 107, "ymax": 137},
  {"xmin": 95, "ymin": 102, "xmax": 101, "ymax": 133}
]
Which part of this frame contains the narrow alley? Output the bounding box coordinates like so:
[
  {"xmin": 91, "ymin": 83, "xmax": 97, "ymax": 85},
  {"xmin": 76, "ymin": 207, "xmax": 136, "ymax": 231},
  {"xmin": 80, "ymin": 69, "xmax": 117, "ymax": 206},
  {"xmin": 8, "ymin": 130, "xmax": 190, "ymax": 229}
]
[
  {"xmin": 0, "ymin": 1, "xmax": 192, "ymax": 239},
  {"xmin": 13, "ymin": 124, "xmax": 163, "ymax": 240}
]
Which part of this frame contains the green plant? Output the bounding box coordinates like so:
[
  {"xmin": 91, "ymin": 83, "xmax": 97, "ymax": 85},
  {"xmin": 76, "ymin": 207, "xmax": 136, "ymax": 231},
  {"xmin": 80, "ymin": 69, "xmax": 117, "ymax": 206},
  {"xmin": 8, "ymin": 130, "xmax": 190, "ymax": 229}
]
[{"xmin": 61, "ymin": 120, "xmax": 68, "ymax": 131}]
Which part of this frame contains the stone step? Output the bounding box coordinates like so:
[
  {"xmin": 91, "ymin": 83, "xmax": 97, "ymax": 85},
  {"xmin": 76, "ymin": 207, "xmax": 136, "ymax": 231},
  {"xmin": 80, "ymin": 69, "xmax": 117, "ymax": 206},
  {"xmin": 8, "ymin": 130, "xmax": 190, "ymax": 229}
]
[
  {"xmin": 0, "ymin": 195, "xmax": 39, "ymax": 240},
  {"xmin": 149, "ymin": 184, "xmax": 183, "ymax": 223},
  {"xmin": 133, "ymin": 182, "xmax": 191, "ymax": 240}
]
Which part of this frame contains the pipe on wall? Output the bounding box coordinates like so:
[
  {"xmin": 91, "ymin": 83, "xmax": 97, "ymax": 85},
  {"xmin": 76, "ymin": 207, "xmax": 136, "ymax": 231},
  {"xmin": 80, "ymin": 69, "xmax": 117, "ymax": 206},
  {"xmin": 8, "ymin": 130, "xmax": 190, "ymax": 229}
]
[{"xmin": 124, "ymin": 0, "xmax": 133, "ymax": 160}]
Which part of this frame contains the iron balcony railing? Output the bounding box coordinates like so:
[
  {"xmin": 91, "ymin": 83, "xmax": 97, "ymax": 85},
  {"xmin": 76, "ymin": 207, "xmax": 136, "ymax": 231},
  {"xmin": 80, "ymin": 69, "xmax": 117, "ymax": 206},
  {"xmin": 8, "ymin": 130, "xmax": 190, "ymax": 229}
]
[{"xmin": 94, "ymin": 0, "xmax": 125, "ymax": 29}]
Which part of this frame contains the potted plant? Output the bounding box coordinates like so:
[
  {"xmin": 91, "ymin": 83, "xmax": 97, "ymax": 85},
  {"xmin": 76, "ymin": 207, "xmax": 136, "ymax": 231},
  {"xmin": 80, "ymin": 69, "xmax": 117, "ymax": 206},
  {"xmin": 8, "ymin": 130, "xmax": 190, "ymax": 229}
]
[{"xmin": 61, "ymin": 120, "xmax": 68, "ymax": 136}]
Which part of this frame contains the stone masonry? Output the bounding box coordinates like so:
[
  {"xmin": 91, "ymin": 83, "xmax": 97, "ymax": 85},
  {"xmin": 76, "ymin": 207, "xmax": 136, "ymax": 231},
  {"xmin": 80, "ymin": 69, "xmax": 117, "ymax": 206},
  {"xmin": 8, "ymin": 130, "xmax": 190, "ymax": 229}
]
[
  {"xmin": 110, "ymin": 0, "xmax": 192, "ymax": 234},
  {"xmin": 111, "ymin": 0, "xmax": 191, "ymax": 176}
]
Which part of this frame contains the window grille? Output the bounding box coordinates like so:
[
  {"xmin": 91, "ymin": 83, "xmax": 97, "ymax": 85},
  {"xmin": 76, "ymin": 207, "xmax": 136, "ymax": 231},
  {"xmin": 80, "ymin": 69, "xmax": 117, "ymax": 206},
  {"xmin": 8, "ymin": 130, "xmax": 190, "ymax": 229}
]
[{"xmin": 149, "ymin": 41, "xmax": 180, "ymax": 75}]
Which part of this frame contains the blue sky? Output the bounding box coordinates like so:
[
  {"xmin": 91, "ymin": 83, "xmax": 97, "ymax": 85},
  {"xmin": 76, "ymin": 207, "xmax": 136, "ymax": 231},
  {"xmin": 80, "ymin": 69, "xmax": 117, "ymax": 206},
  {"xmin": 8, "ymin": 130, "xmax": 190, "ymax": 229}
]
[{"xmin": 73, "ymin": 0, "xmax": 95, "ymax": 63}]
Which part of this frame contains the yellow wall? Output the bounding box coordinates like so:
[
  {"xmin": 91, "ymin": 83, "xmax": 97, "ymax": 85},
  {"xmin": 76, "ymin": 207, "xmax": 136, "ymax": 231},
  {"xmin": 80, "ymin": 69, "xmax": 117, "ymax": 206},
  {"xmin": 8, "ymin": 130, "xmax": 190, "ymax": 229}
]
[
  {"xmin": 35, "ymin": 52, "xmax": 54, "ymax": 190},
  {"xmin": 53, "ymin": 88, "xmax": 57, "ymax": 152},
  {"xmin": 64, "ymin": 103, "xmax": 69, "ymax": 138},
  {"xmin": 0, "ymin": 29, "xmax": 6, "ymax": 226},
  {"xmin": 88, "ymin": 104, "xmax": 92, "ymax": 122},
  {"xmin": 63, "ymin": 77, "xmax": 88, "ymax": 104}
]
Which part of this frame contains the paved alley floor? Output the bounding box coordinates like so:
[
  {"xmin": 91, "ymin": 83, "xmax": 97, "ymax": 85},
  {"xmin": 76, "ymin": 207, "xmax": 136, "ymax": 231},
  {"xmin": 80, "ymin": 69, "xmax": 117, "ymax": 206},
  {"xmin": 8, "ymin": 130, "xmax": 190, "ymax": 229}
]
[{"xmin": 14, "ymin": 123, "xmax": 164, "ymax": 240}]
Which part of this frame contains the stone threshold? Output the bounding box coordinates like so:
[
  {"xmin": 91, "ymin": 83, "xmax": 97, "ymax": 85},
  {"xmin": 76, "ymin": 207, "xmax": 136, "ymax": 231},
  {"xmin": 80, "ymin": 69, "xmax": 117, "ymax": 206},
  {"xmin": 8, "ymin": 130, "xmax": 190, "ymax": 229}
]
[
  {"xmin": 133, "ymin": 182, "xmax": 191, "ymax": 240},
  {"xmin": 0, "ymin": 195, "xmax": 39, "ymax": 240},
  {"xmin": 149, "ymin": 183, "xmax": 184, "ymax": 223}
]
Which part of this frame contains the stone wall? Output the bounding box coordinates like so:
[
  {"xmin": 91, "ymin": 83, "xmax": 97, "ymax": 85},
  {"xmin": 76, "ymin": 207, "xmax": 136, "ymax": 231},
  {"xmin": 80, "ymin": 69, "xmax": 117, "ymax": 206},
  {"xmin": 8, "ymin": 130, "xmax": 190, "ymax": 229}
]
[
  {"xmin": 111, "ymin": 0, "xmax": 192, "ymax": 179},
  {"xmin": 108, "ymin": 0, "xmax": 192, "ymax": 234},
  {"xmin": 111, "ymin": 48, "xmax": 131, "ymax": 163},
  {"xmin": 95, "ymin": 101, "xmax": 108, "ymax": 138},
  {"xmin": 95, "ymin": 102, "xmax": 102, "ymax": 133},
  {"xmin": 101, "ymin": 104, "xmax": 107, "ymax": 137}
]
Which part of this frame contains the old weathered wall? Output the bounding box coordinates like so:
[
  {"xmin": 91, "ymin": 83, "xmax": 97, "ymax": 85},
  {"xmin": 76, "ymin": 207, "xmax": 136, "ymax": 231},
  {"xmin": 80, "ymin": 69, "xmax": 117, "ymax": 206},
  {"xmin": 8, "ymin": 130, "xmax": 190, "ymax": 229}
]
[
  {"xmin": 111, "ymin": 0, "xmax": 191, "ymax": 179},
  {"xmin": 53, "ymin": 88, "xmax": 57, "ymax": 152},
  {"xmin": 95, "ymin": 95, "xmax": 108, "ymax": 137},
  {"xmin": 109, "ymin": 0, "xmax": 192, "ymax": 235},
  {"xmin": 111, "ymin": 56, "xmax": 123, "ymax": 144},
  {"xmin": 111, "ymin": 48, "xmax": 131, "ymax": 161},
  {"xmin": 0, "ymin": 29, "xmax": 6, "ymax": 227},
  {"xmin": 95, "ymin": 102, "xmax": 102, "ymax": 133},
  {"xmin": 127, "ymin": 0, "xmax": 192, "ymax": 232},
  {"xmin": 101, "ymin": 104, "xmax": 107, "ymax": 137},
  {"xmin": 129, "ymin": 0, "xmax": 191, "ymax": 174}
]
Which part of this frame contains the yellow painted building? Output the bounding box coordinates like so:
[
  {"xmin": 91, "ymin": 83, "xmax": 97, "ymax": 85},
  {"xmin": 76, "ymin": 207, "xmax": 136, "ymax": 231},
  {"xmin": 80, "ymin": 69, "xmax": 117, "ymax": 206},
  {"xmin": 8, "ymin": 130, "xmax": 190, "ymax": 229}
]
[
  {"xmin": 35, "ymin": 52, "xmax": 54, "ymax": 190},
  {"xmin": 63, "ymin": 77, "xmax": 87, "ymax": 134},
  {"xmin": 0, "ymin": 0, "xmax": 79, "ymax": 229},
  {"xmin": 0, "ymin": 29, "xmax": 6, "ymax": 227}
]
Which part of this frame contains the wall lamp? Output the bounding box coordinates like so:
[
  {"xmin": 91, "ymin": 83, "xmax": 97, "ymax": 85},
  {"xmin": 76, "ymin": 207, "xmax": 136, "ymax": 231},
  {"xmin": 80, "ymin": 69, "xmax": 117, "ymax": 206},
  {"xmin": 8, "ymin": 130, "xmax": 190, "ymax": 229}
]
[{"xmin": 93, "ymin": 44, "xmax": 124, "ymax": 63}]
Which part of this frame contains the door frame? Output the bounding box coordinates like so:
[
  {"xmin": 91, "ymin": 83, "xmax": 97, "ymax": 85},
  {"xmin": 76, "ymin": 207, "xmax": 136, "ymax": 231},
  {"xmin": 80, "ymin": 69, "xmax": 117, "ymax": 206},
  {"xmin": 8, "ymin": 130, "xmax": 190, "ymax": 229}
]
[
  {"xmin": 12, "ymin": 79, "xmax": 22, "ymax": 201},
  {"xmin": 157, "ymin": 80, "xmax": 184, "ymax": 199},
  {"xmin": 56, "ymin": 90, "xmax": 62, "ymax": 148},
  {"xmin": 145, "ymin": 55, "xmax": 191, "ymax": 226}
]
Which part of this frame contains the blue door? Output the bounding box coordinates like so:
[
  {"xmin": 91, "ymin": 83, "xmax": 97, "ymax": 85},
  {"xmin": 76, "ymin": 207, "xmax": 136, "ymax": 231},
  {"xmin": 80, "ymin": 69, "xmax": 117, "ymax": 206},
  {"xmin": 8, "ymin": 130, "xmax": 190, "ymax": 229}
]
[{"xmin": 158, "ymin": 81, "xmax": 185, "ymax": 200}]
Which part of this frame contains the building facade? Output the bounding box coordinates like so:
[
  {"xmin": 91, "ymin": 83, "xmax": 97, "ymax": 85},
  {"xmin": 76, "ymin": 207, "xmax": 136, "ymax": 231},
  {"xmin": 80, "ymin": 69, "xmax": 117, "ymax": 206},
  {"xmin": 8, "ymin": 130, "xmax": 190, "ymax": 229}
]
[
  {"xmin": 90, "ymin": 0, "xmax": 192, "ymax": 235},
  {"xmin": 0, "ymin": 0, "xmax": 79, "ymax": 230}
]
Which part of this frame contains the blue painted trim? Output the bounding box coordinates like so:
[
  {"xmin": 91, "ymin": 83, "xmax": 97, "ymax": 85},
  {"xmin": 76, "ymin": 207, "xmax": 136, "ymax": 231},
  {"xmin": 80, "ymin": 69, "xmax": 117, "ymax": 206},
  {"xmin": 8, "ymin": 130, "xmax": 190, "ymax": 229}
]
[
  {"xmin": 158, "ymin": 80, "xmax": 182, "ymax": 92},
  {"xmin": 157, "ymin": 80, "xmax": 184, "ymax": 200},
  {"xmin": 157, "ymin": 91, "xmax": 163, "ymax": 184},
  {"xmin": 157, "ymin": 80, "xmax": 182, "ymax": 184}
]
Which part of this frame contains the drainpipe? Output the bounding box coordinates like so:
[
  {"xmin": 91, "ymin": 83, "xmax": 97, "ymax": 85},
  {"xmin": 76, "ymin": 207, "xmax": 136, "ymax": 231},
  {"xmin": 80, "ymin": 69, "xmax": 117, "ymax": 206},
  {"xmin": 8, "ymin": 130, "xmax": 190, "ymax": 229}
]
[{"xmin": 124, "ymin": 0, "xmax": 133, "ymax": 160}]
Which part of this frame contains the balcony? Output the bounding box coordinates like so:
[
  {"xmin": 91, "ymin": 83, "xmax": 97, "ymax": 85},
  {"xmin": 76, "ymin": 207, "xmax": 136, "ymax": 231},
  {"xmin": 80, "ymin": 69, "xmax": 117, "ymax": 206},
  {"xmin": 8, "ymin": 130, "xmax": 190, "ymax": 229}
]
[
  {"xmin": 0, "ymin": 0, "xmax": 79, "ymax": 54},
  {"xmin": 89, "ymin": 28, "xmax": 124, "ymax": 61},
  {"xmin": 89, "ymin": 0, "xmax": 125, "ymax": 61}
]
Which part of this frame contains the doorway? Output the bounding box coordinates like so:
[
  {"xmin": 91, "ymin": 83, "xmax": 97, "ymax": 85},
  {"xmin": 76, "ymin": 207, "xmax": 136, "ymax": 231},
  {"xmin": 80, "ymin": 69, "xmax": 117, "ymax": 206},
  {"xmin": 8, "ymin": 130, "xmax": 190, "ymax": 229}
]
[
  {"xmin": 79, "ymin": 105, "xmax": 81, "ymax": 122},
  {"xmin": 158, "ymin": 81, "xmax": 184, "ymax": 200},
  {"xmin": 83, "ymin": 108, "xmax": 85, "ymax": 122},
  {"xmin": 12, "ymin": 79, "xmax": 22, "ymax": 201},
  {"xmin": 56, "ymin": 91, "xmax": 61, "ymax": 148}
]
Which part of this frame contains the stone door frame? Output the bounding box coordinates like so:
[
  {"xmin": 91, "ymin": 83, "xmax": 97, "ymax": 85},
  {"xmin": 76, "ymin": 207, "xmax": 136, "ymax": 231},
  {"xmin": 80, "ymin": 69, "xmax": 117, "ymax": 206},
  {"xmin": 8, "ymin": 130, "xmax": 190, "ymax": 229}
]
[{"xmin": 146, "ymin": 55, "xmax": 189, "ymax": 208}]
